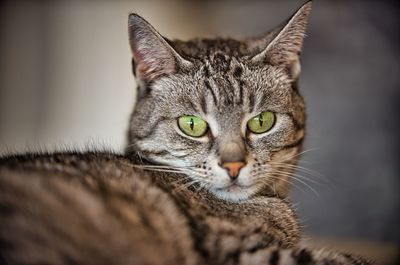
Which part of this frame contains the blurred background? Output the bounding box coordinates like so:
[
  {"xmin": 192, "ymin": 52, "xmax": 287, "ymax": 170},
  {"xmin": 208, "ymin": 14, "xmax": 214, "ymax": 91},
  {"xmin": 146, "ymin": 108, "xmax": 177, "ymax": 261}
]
[{"xmin": 0, "ymin": 0, "xmax": 399, "ymax": 263}]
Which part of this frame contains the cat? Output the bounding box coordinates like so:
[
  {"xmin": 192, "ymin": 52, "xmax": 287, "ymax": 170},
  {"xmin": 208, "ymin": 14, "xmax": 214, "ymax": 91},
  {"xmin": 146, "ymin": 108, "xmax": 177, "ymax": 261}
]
[{"xmin": 0, "ymin": 1, "xmax": 371, "ymax": 264}]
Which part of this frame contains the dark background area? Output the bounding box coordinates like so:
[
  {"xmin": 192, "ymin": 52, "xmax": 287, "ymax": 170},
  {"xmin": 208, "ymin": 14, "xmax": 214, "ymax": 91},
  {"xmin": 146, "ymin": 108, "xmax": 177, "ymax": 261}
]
[{"xmin": 1, "ymin": 0, "xmax": 399, "ymax": 260}]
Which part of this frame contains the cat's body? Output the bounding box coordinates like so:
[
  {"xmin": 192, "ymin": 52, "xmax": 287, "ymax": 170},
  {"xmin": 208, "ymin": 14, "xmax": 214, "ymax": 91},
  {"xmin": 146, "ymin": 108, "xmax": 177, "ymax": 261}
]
[
  {"xmin": 0, "ymin": 2, "xmax": 371, "ymax": 264},
  {"xmin": 0, "ymin": 152, "xmax": 300, "ymax": 265},
  {"xmin": 0, "ymin": 152, "xmax": 367, "ymax": 265}
]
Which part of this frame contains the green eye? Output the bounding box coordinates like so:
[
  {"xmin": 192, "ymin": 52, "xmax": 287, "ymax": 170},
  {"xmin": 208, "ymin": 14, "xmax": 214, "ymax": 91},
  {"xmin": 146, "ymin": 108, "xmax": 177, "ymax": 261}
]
[
  {"xmin": 177, "ymin": 115, "xmax": 208, "ymax": 137},
  {"xmin": 247, "ymin": 111, "xmax": 276, "ymax": 134}
]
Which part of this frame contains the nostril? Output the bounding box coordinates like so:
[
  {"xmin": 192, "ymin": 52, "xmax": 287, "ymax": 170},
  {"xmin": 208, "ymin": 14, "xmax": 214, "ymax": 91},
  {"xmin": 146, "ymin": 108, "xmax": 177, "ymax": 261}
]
[{"xmin": 221, "ymin": 162, "xmax": 246, "ymax": 179}]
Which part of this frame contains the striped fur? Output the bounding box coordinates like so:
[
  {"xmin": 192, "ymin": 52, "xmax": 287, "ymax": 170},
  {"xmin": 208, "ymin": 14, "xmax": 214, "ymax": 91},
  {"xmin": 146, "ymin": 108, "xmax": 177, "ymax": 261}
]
[
  {"xmin": 126, "ymin": 7, "xmax": 308, "ymax": 201},
  {"xmin": 0, "ymin": 152, "xmax": 371, "ymax": 264},
  {"xmin": 0, "ymin": 2, "xmax": 372, "ymax": 264}
]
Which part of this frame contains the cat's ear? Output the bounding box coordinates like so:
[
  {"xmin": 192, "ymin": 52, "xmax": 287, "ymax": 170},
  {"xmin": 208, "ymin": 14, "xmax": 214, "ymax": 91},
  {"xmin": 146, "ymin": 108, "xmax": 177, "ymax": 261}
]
[
  {"xmin": 250, "ymin": 1, "xmax": 312, "ymax": 79},
  {"xmin": 128, "ymin": 14, "xmax": 191, "ymax": 85}
]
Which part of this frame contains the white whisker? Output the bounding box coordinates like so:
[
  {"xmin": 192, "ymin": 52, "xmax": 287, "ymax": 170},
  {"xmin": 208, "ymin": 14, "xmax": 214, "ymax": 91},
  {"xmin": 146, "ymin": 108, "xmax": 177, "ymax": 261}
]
[
  {"xmin": 277, "ymin": 148, "xmax": 320, "ymax": 163},
  {"xmin": 271, "ymin": 170, "xmax": 320, "ymax": 197}
]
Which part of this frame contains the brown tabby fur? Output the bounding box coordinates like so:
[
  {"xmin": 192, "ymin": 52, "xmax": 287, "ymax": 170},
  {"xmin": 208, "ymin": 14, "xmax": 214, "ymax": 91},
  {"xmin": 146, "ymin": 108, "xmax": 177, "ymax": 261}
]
[
  {"xmin": 0, "ymin": 152, "xmax": 370, "ymax": 264},
  {"xmin": 0, "ymin": 1, "xmax": 372, "ymax": 264}
]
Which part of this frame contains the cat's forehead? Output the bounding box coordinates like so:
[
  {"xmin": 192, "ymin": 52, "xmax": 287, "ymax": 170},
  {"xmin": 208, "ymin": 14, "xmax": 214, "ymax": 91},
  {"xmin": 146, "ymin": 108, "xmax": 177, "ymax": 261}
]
[
  {"xmin": 171, "ymin": 38, "xmax": 251, "ymax": 59},
  {"xmin": 150, "ymin": 39, "xmax": 294, "ymax": 115},
  {"xmin": 152, "ymin": 62, "xmax": 292, "ymax": 118}
]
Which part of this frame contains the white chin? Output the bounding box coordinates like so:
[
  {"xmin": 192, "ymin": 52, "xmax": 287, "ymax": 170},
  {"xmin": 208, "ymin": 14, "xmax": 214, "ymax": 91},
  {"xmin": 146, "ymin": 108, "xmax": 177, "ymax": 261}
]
[{"xmin": 210, "ymin": 185, "xmax": 255, "ymax": 202}]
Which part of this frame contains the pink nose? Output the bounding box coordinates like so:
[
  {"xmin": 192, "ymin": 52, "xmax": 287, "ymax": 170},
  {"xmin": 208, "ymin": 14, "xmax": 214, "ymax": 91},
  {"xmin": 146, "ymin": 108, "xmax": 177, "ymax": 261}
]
[{"xmin": 221, "ymin": 162, "xmax": 246, "ymax": 179}]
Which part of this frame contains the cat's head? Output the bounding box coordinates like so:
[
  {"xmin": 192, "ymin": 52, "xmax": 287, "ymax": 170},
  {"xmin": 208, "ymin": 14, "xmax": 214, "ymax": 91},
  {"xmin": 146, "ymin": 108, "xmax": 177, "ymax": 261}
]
[{"xmin": 126, "ymin": 2, "xmax": 311, "ymax": 201}]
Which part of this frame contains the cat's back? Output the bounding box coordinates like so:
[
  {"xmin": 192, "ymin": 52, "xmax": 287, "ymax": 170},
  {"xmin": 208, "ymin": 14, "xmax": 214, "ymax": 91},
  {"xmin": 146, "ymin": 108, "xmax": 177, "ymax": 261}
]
[
  {"xmin": 0, "ymin": 152, "xmax": 200, "ymax": 265},
  {"xmin": 0, "ymin": 152, "xmax": 303, "ymax": 265}
]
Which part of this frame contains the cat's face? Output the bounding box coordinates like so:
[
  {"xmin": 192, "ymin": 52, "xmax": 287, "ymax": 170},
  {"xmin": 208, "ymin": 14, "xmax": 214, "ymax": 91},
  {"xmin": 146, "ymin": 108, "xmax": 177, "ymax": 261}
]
[{"xmin": 127, "ymin": 2, "xmax": 311, "ymax": 201}]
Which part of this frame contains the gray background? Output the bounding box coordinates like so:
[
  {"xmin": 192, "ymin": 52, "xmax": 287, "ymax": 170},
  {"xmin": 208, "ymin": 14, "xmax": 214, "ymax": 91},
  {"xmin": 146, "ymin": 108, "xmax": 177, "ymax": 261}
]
[{"xmin": 1, "ymin": 0, "xmax": 399, "ymax": 249}]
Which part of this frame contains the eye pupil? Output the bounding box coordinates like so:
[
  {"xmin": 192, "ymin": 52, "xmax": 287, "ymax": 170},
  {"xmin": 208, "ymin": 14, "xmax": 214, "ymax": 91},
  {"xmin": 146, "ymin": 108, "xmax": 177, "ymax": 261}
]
[
  {"xmin": 189, "ymin": 118, "xmax": 194, "ymax": 130},
  {"xmin": 259, "ymin": 114, "xmax": 263, "ymax": 127}
]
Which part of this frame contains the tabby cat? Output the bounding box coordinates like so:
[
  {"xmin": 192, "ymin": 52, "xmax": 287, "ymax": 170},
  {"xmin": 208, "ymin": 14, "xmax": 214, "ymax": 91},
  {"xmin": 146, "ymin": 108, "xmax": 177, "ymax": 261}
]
[{"xmin": 0, "ymin": 1, "xmax": 371, "ymax": 264}]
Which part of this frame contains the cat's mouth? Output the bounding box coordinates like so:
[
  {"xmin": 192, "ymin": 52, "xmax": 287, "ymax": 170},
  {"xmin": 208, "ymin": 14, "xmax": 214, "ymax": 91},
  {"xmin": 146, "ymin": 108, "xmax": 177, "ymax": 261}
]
[
  {"xmin": 215, "ymin": 181, "xmax": 252, "ymax": 193},
  {"xmin": 211, "ymin": 181, "xmax": 255, "ymax": 201}
]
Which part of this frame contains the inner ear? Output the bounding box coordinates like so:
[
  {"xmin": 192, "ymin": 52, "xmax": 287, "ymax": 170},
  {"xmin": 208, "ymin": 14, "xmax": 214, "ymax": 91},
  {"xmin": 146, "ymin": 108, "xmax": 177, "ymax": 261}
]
[{"xmin": 128, "ymin": 14, "xmax": 192, "ymax": 86}]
